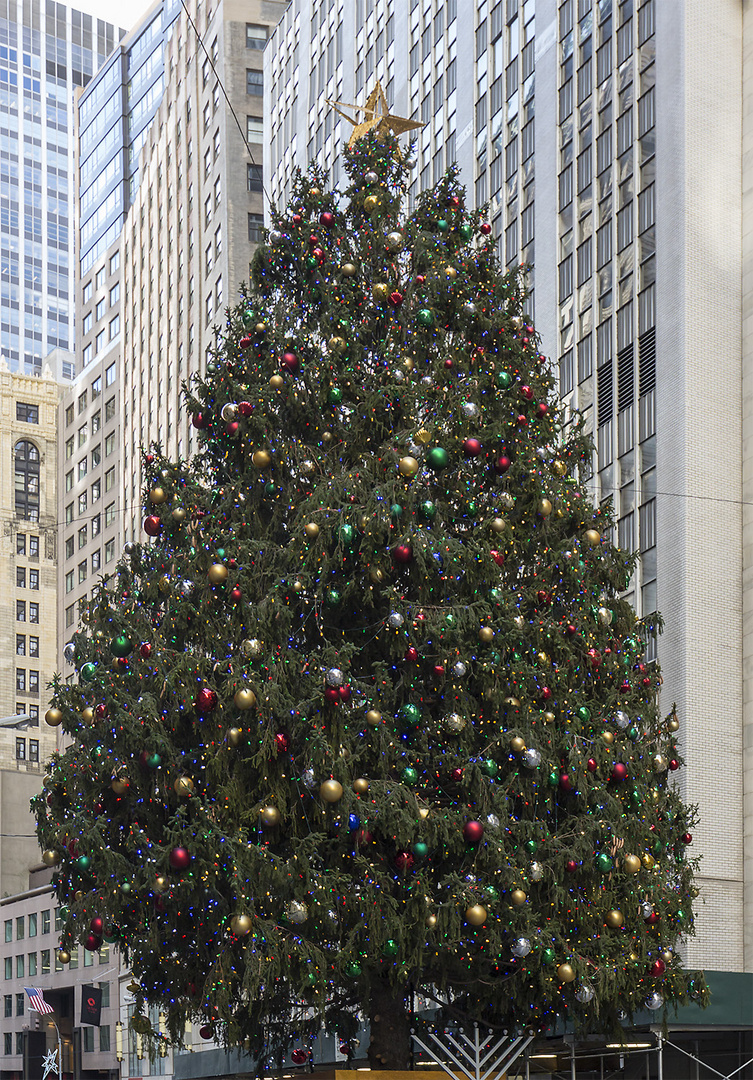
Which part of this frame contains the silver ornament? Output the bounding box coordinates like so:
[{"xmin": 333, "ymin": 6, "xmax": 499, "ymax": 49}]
[
  {"xmin": 536, "ymin": 447, "xmax": 548, "ymax": 461},
  {"xmin": 285, "ymin": 900, "xmax": 308, "ymax": 924},
  {"xmin": 268, "ymin": 229, "xmax": 282, "ymax": 244},
  {"xmin": 444, "ymin": 712, "xmax": 466, "ymax": 732},
  {"xmin": 364, "ymin": 171, "xmax": 379, "ymax": 185},
  {"xmin": 63, "ymin": 642, "xmax": 76, "ymax": 663},
  {"xmin": 645, "ymin": 992, "xmax": 664, "ymax": 1011},
  {"xmin": 462, "ymin": 301, "xmax": 476, "ymax": 315},
  {"xmin": 421, "ymin": 376, "xmax": 434, "ymax": 386},
  {"xmin": 575, "ymin": 983, "xmax": 595, "ymax": 1004},
  {"xmin": 242, "ymin": 638, "xmax": 262, "ymax": 657},
  {"xmin": 513, "ymin": 615, "xmax": 525, "ymax": 631},
  {"xmin": 123, "ymin": 542, "xmax": 136, "ymax": 555},
  {"xmin": 300, "ymin": 460, "xmax": 316, "ymax": 476},
  {"xmin": 385, "ymin": 230, "xmax": 404, "ymax": 252},
  {"xmin": 641, "ymin": 900, "xmax": 654, "ymax": 918},
  {"xmin": 512, "ymin": 315, "xmax": 523, "ymax": 330},
  {"xmin": 461, "ymin": 401, "xmax": 479, "ymax": 418},
  {"xmin": 486, "ymin": 813, "xmax": 500, "ymax": 830},
  {"xmin": 394, "ymin": 370, "xmax": 405, "ymax": 383},
  {"xmin": 221, "ymin": 402, "xmax": 238, "ymax": 422},
  {"xmin": 302, "ymin": 768, "xmax": 315, "ymax": 790},
  {"xmin": 511, "ymin": 936, "xmax": 532, "ymax": 957},
  {"xmin": 452, "ymin": 661, "xmax": 467, "ymax": 678},
  {"xmin": 530, "ymin": 861, "xmax": 543, "ymax": 882},
  {"xmin": 522, "ymin": 747, "xmax": 542, "ymax": 769},
  {"xmin": 325, "ymin": 667, "xmax": 344, "ymax": 687},
  {"xmin": 179, "ymin": 579, "xmax": 194, "ymax": 597},
  {"xmin": 614, "ymin": 710, "xmax": 630, "ymax": 729},
  {"xmin": 598, "ymin": 606, "xmax": 613, "ymax": 625},
  {"xmin": 387, "ymin": 612, "xmax": 404, "ymax": 628}
]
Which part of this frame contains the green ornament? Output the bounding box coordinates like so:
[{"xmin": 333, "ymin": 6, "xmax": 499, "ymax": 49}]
[
  {"xmin": 542, "ymin": 947, "xmax": 556, "ymax": 966},
  {"xmin": 402, "ymin": 766, "xmax": 418, "ymax": 785},
  {"xmin": 459, "ymin": 222, "xmax": 473, "ymax": 241},
  {"xmin": 437, "ymin": 219, "xmax": 448, "ymax": 232},
  {"xmin": 398, "ymin": 703, "xmax": 421, "ymax": 728},
  {"xmin": 344, "ymin": 960, "xmax": 362, "ymax": 977},
  {"xmin": 419, "ymin": 500, "xmax": 436, "ymax": 520},
  {"xmin": 80, "ymin": 662, "xmax": 97, "ymax": 682},
  {"xmin": 577, "ymin": 705, "xmax": 591, "ymax": 722},
  {"xmin": 216, "ymin": 548, "xmax": 225, "ymax": 558},
  {"xmin": 595, "ymin": 852, "xmax": 613, "ymax": 872},
  {"xmin": 412, "ymin": 841, "xmax": 429, "ymax": 859},
  {"xmin": 445, "ymin": 613, "xmax": 456, "ymax": 625},
  {"xmin": 628, "ymin": 726, "xmax": 640, "ymax": 741},
  {"xmin": 264, "ymin": 481, "xmax": 277, "ymax": 496},
  {"xmin": 305, "ymin": 255, "xmax": 318, "ymax": 269},
  {"xmin": 59, "ymin": 906, "xmax": 69, "ymax": 920},
  {"xmin": 467, "ymin": 500, "xmax": 477, "ymax": 514},
  {"xmin": 427, "ymin": 446, "xmax": 449, "ymax": 470},
  {"xmin": 325, "ymin": 588, "xmax": 341, "ymax": 606},
  {"xmin": 382, "ymin": 939, "xmax": 399, "ymax": 958},
  {"xmin": 90, "ymin": 746, "xmax": 106, "ymax": 760},
  {"xmin": 303, "ymin": 971, "xmax": 317, "ymax": 986},
  {"xmin": 120, "ymin": 882, "xmax": 131, "ymax": 894},
  {"xmin": 485, "ymin": 886, "xmax": 500, "ymax": 902},
  {"xmin": 110, "ymin": 634, "xmax": 133, "ymax": 657},
  {"xmin": 390, "ymin": 503, "xmax": 403, "ymax": 518},
  {"xmin": 676, "ymin": 908, "xmax": 686, "ymax": 923},
  {"xmin": 489, "ymin": 587, "xmax": 503, "ymax": 601},
  {"xmin": 145, "ymin": 753, "xmax": 161, "ymax": 770},
  {"xmin": 547, "ymin": 770, "xmax": 559, "ymax": 788},
  {"xmin": 524, "ymin": 839, "xmax": 538, "ymax": 855},
  {"xmin": 328, "ymin": 387, "xmax": 343, "ymax": 405},
  {"xmin": 480, "ymin": 759, "xmax": 499, "ymax": 777},
  {"xmin": 417, "ymin": 308, "xmax": 434, "ymax": 327},
  {"xmin": 497, "ymin": 371, "xmax": 513, "ymax": 390},
  {"xmin": 339, "ymin": 523, "xmax": 355, "ymax": 545}
]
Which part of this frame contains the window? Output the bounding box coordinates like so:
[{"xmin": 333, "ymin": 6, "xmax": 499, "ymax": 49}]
[
  {"xmin": 214, "ymin": 176, "xmax": 221, "ymax": 208},
  {"xmin": 105, "ymin": 466, "xmax": 115, "ymax": 492},
  {"xmin": 639, "ymin": 498, "xmax": 656, "ymax": 551},
  {"xmin": 29, "ymin": 570, "xmax": 38, "ymax": 590},
  {"xmin": 83, "ymin": 311, "xmax": 92, "ymax": 334},
  {"xmin": 92, "ymin": 410, "xmax": 101, "ymax": 433},
  {"xmin": 559, "ymin": 349, "xmax": 574, "ymax": 395},
  {"xmin": 105, "ymin": 503, "xmax": 116, "ymax": 527},
  {"xmin": 16, "ymin": 670, "xmax": 25, "ymax": 692},
  {"xmin": 17, "ymin": 567, "xmax": 26, "ymax": 588},
  {"xmin": 14, "ymin": 441, "xmax": 40, "ymax": 521},
  {"xmin": 105, "ymin": 432, "xmax": 115, "ymax": 457},
  {"xmin": 16, "ymin": 955, "xmax": 23, "ymax": 978},
  {"xmin": 216, "ymin": 277, "xmax": 223, "ymax": 307},
  {"xmin": 29, "ymin": 739, "xmax": 39, "ymax": 762},
  {"xmin": 29, "ymin": 706, "xmax": 38, "ymax": 726},
  {"xmin": 246, "ymin": 115, "xmax": 263, "ymax": 142},
  {"xmin": 99, "ymin": 1026, "xmax": 111, "ymax": 1052},
  {"xmin": 65, "ymin": 570, "xmax": 74, "ymax": 593},
  {"xmin": 78, "ymin": 560, "xmax": 87, "ymax": 585},
  {"xmin": 105, "ymin": 363, "xmax": 116, "ymax": 387},
  {"xmin": 91, "ymin": 377, "xmax": 101, "ymax": 402},
  {"xmin": 4, "ymin": 921, "xmax": 11, "ymax": 943},
  {"xmin": 83, "ymin": 281, "xmax": 92, "ymax": 303},
  {"xmin": 65, "ymin": 604, "xmax": 75, "ymax": 628},
  {"xmin": 247, "ymin": 165, "xmax": 263, "ymax": 195},
  {"xmin": 91, "ymin": 444, "xmax": 101, "ymax": 468},
  {"xmin": 66, "ymin": 403, "xmax": 75, "ymax": 426},
  {"xmin": 92, "ymin": 549, "xmax": 101, "ymax": 572},
  {"xmin": 92, "ymin": 479, "xmax": 101, "ymax": 503},
  {"xmin": 105, "ymin": 398, "xmax": 115, "ymax": 422},
  {"xmin": 29, "ymin": 603, "xmax": 38, "ymax": 623},
  {"xmin": 17, "ymin": 534, "xmax": 26, "ymax": 555},
  {"xmin": 248, "ymin": 213, "xmax": 264, "ymax": 244},
  {"xmin": 16, "ymin": 402, "xmax": 39, "ymax": 423},
  {"xmin": 78, "ymin": 457, "xmax": 88, "ymax": 481},
  {"xmin": 41, "ymin": 949, "xmax": 50, "ymax": 974},
  {"xmin": 29, "ymin": 535, "xmax": 38, "ymax": 557},
  {"xmin": 29, "ymin": 670, "xmax": 39, "ymax": 693},
  {"xmin": 109, "ymin": 282, "xmax": 119, "ymax": 306},
  {"xmin": 79, "ymin": 492, "xmax": 88, "ymax": 515},
  {"xmin": 16, "ymin": 601, "xmax": 25, "ymax": 621},
  {"xmin": 3, "ymin": 958, "xmax": 10, "ymax": 981},
  {"xmin": 3, "ymin": 995, "xmax": 9, "ymax": 1017},
  {"xmin": 16, "ymin": 737, "xmax": 25, "ymax": 760},
  {"xmin": 246, "ymin": 69, "xmax": 263, "ymax": 95},
  {"xmin": 28, "ymin": 914, "xmax": 36, "ymax": 937},
  {"xmin": 65, "ymin": 469, "xmax": 74, "ymax": 492},
  {"xmin": 246, "ymin": 22, "xmax": 266, "ymax": 47},
  {"xmin": 65, "ymin": 436, "xmax": 74, "ymax": 460},
  {"xmin": 203, "ymin": 101, "xmax": 210, "ymax": 131},
  {"xmin": 99, "ymin": 979, "xmax": 110, "ymax": 1003},
  {"xmin": 205, "ymin": 244, "xmax": 213, "ymax": 274},
  {"xmin": 15, "ymin": 990, "xmax": 24, "ymax": 1014},
  {"xmin": 42, "ymin": 910, "xmax": 50, "ymax": 934},
  {"xmin": 110, "ymin": 251, "xmax": 120, "ymax": 275},
  {"xmin": 28, "ymin": 953, "xmax": 36, "ymax": 976},
  {"xmin": 16, "ymin": 634, "xmax": 25, "ymax": 655},
  {"xmin": 29, "ymin": 636, "xmax": 38, "ymax": 657},
  {"xmin": 83, "ymin": 1027, "xmax": 94, "ymax": 1053},
  {"xmin": 109, "ymin": 315, "xmax": 120, "ymax": 340},
  {"xmin": 96, "ymin": 329, "xmax": 106, "ymax": 352},
  {"xmin": 105, "ymin": 538, "xmax": 116, "ymax": 563},
  {"xmin": 215, "ymin": 226, "xmax": 222, "ymax": 258},
  {"xmin": 617, "ymin": 203, "xmax": 633, "ymax": 250}
]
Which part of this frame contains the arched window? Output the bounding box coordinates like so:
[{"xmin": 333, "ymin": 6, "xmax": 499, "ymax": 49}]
[{"xmin": 15, "ymin": 441, "xmax": 40, "ymax": 521}]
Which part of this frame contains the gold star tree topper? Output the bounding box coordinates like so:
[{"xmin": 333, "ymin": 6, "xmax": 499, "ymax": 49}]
[{"xmin": 328, "ymin": 82, "xmax": 424, "ymax": 146}]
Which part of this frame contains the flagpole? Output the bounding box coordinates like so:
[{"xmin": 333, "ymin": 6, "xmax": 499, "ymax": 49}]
[{"xmin": 51, "ymin": 1019, "xmax": 62, "ymax": 1080}]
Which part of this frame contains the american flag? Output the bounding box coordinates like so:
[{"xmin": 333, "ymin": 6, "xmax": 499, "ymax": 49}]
[{"xmin": 24, "ymin": 988, "xmax": 54, "ymax": 1015}]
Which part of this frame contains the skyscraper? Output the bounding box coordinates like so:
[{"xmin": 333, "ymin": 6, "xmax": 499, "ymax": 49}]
[{"xmin": 265, "ymin": 0, "xmax": 752, "ymax": 1061}]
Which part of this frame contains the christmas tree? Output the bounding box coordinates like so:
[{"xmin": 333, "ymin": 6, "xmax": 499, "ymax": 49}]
[{"xmin": 36, "ymin": 115, "xmax": 706, "ymax": 1069}]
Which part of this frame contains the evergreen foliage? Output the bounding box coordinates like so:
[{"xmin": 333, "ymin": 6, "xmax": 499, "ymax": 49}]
[{"xmin": 35, "ymin": 131, "xmax": 706, "ymax": 1068}]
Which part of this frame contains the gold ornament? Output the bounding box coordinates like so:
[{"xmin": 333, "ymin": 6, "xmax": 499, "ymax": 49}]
[
  {"xmin": 479, "ymin": 626, "xmax": 495, "ymax": 643},
  {"xmin": 233, "ymin": 688, "xmax": 257, "ymax": 711},
  {"xmin": 557, "ymin": 963, "xmax": 576, "ymax": 983},
  {"xmin": 661, "ymin": 949, "xmax": 673, "ymax": 964},
  {"xmin": 605, "ymin": 909, "xmax": 624, "ymax": 928},
  {"xmin": 364, "ymin": 194, "xmax": 380, "ymax": 212},
  {"xmin": 293, "ymin": 580, "xmax": 304, "ymax": 592},
  {"xmin": 149, "ymin": 486, "xmax": 168, "ymax": 505},
  {"xmin": 174, "ymin": 776, "xmax": 195, "ymax": 797},
  {"xmin": 398, "ymin": 455, "xmax": 419, "ymax": 477},
  {"xmin": 228, "ymin": 727, "xmax": 244, "ymax": 746},
  {"xmin": 304, "ymin": 522, "xmax": 320, "ymax": 540},
  {"xmin": 270, "ymin": 374, "xmax": 284, "ymax": 389},
  {"xmin": 230, "ymin": 914, "xmax": 253, "ymax": 936},
  {"xmin": 41, "ymin": 849, "xmax": 60, "ymax": 867},
  {"xmin": 58, "ymin": 949, "xmax": 71, "ymax": 964},
  {"xmin": 623, "ymin": 854, "xmax": 642, "ymax": 874},
  {"xmin": 629, "ymin": 951, "xmax": 640, "ymax": 963},
  {"xmin": 510, "ymin": 736, "xmax": 526, "ymax": 753},
  {"xmin": 74, "ymin": 891, "xmax": 84, "ymax": 902},
  {"xmin": 353, "ymin": 778, "xmax": 369, "ymax": 794},
  {"xmin": 499, "ymin": 491, "xmax": 515, "ymax": 510},
  {"xmin": 328, "ymin": 335, "xmax": 346, "ymax": 353},
  {"xmin": 538, "ymin": 498, "xmax": 553, "ymax": 517},
  {"xmin": 309, "ymin": 187, "xmax": 321, "ymax": 197},
  {"xmin": 208, "ymin": 563, "xmax": 229, "ymax": 585},
  {"xmin": 418, "ymin": 807, "xmax": 430, "ymax": 820},
  {"xmin": 426, "ymin": 913, "xmax": 438, "ymax": 928},
  {"xmin": 641, "ymin": 853, "xmax": 656, "ymax": 869},
  {"xmin": 171, "ymin": 507, "xmax": 187, "ymax": 523},
  {"xmin": 510, "ymin": 889, "xmax": 527, "ymax": 906},
  {"xmin": 320, "ymin": 779, "xmax": 344, "ymax": 803},
  {"xmin": 80, "ymin": 707, "xmax": 95, "ymax": 724},
  {"xmin": 158, "ymin": 575, "xmax": 171, "ymax": 593},
  {"xmin": 585, "ymin": 528, "xmax": 601, "ymax": 545},
  {"xmin": 254, "ymin": 322, "xmax": 267, "ymax": 334},
  {"xmin": 340, "ymin": 262, "xmax": 357, "ymax": 277},
  {"xmin": 369, "ymin": 567, "xmax": 386, "ymax": 584},
  {"xmin": 260, "ymin": 806, "xmax": 281, "ymax": 827},
  {"xmin": 154, "ymin": 875, "xmax": 168, "ymax": 892},
  {"xmin": 602, "ymin": 731, "xmax": 615, "ymax": 746},
  {"xmin": 322, "ymin": 431, "xmax": 333, "ymax": 442},
  {"xmin": 465, "ymin": 904, "xmax": 487, "ymax": 926},
  {"xmin": 652, "ymin": 753, "xmax": 668, "ymax": 773},
  {"xmin": 668, "ymin": 716, "xmax": 680, "ymax": 733},
  {"xmin": 403, "ymin": 357, "xmax": 414, "ymax": 371},
  {"xmin": 111, "ymin": 772, "xmax": 129, "ymax": 795},
  {"xmin": 544, "ymin": 711, "xmax": 556, "ymax": 724},
  {"xmin": 415, "ymin": 428, "xmax": 432, "ymax": 444},
  {"xmin": 490, "ymin": 517, "xmax": 507, "ymax": 534},
  {"xmin": 552, "ymin": 460, "xmax": 567, "ymax": 477},
  {"xmin": 504, "ymin": 697, "xmax": 522, "ymax": 710},
  {"xmin": 444, "ymin": 265, "xmax": 457, "ymax": 279},
  {"xmin": 372, "ymin": 282, "xmax": 389, "ymax": 301},
  {"xmin": 252, "ymin": 449, "xmax": 271, "ymax": 469},
  {"xmin": 45, "ymin": 707, "xmax": 63, "ymax": 727},
  {"xmin": 365, "ymin": 709, "xmax": 382, "ymax": 726}
]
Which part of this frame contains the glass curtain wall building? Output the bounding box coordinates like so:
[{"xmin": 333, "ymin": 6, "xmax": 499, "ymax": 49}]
[{"xmin": 0, "ymin": 0, "xmax": 122, "ymax": 379}]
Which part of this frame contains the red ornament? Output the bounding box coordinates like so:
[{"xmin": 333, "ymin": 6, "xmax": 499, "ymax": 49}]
[
  {"xmin": 495, "ymin": 454, "xmax": 511, "ymax": 473},
  {"xmin": 404, "ymin": 645, "xmax": 419, "ymax": 663},
  {"xmin": 145, "ymin": 453, "xmax": 154, "ymax": 465},
  {"xmin": 84, "ymin": 933, "xmax": 101, "ymax": 952},
  {"xmin": 274, "ymin": 733, "xmax": 290, "ymax": 753},
  {"xmin": 462, "ymin": 437, "xmax": 482, "ymax": 457},
  {"xmin": 90, "ymin": 916, "xmax": 104, "ymax": 935},
  {"xmin": 389, "ymin": 290, "xmax": 404, "ymax": 307},
  {"xmin": 682, "ymin": 832, "xmax": 693, "ymax": 845},
  {"xmin": 491, "ymin": 549, "xmax": 505, "ymax": 567},
  {"xmin": 195, "ymin": 687, "xmax": 218, "ymax": 714},
  {"xmin": 238, "ymin": 400, "xmax": 253, "ymax": 417},
  {"xmin": 95, "ymin": 704, "xmax": 108, "ymax": 718},
  {"xmin": 239, "ymin": 336, "xmax": 251, "ymax": 349},
  {"xmin": 520, "ymin": 385, "xmax": 533, "ymax": 400},
  {"xmin": 516, "ymin": 413, "xmax": 528, "ymax": 427},
  {"xmin": 291, "ymin": 213, "xmax": 302, "ymax": 225},
  {"xmin": 540, "ymin": 685, "xmax": 552, "ymax": 701},
  {"xmin": 463, "ymin": 820, "xmax": 484, "ymax": 843},
  {"xmin": 324, "ymin": 687, "xmax": 340, "ymax": 704},
  {"xmin": 230, "ymin": 586, "xmax": 242, "ymax": 602},
  {"xmin": 480, "ymin": 222, "xmax": 492, "ymax": 235},
  {"xmin": 450, "ymin": 767, "xmax": 464, "ymax": 783},
  {"xmin": 669, "ymin": 758, "xmax": 680, "ymax": 771},
  {"xmin": 139, "ymin": 643, "xmax": 152, "ymax": 659},
  {"xmin": 192, "ymin": 412, "xmax": 207, "ymax": 429},
  {"xmin": 143, "ymin": 515, "xmax": 161, "ymax": 537},
  {"xmin": 646, "ymin": 912, "xmax": 660, "ymax": 925},
  {"xmin": 282, "ymin": 351, "xmax": 300, "ymax": 373},
  {"xmin": 536, "ymin": 403, "xmax": 548, "ymax": 418},
  {"xmin": 291, "ymin": 1050, "xmax": 308, "ymax": 1064},
  {"xmin": 226, "ymin": 421, "xmax": 239, "ymax": 437},
  {"xmin": 588, "ymin": 648, "xmax": 602, "ymax": 668},
  {"xmin": 536, "ymin": 590, "xmax": 551, "ymax": 607},
  {"xmin": 565, "ymin": 859, "xmax": 578, "ymax": 873},
  {"xmin": 312, "ymin": 247, "xmax": 324, "ymax": 263},
  {"xmin": 611, "ymin": 762, "xmax": 628, "ymax": 782},
  {"xmin": 559, "ymin": 772, "xmax": 572, "ymax": 792},
  {"xmin": 356, "ymin": 829, "xmax": 373, "ymax": 845},
  {"xmin": 444, "ymin": 358, "xmax": 454, "ymax": 368},
  {"xmin": 169, "ymin": 846, "xmax": 191, "ymax": 871},
  {"xmin": 650, "ymin": 959, "xmax": 666, "ymax": 977},
  {"xmin": 432, "ymin": 663, "xmax": 446, "ymax": 678},
  {"xmin": 394, "ymin": 851, "xmax": 414, "ymax": 872},
  {"xmin": 565, "ymin": 623, "xmax": 577, "ymax": 636},
  {"xmin": 393, "ymin": 544, "xmax": 413, "ymax": 565},
  {"xmin": 415, "ymin": 274, "xmax": 426, "ymax": 285},
  {"xmin": 449, "ymin": 195, "xmax": 461, "ymax": 207},
  {"xmin": 308, "ymin": 234, "xmax": 319, "ymax": 247},
  {"xmin": 587, "ymin": 758, "xmax": 597, "ymax": 773},
  {"xmin": 338, "ymin": 684, "xmax": 351, "ymax": 701},
  {"xmin": 319, "ymin": 211, "xmax": 334, "ymax": 227}
]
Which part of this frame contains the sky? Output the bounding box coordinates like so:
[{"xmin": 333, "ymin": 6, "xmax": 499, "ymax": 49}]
[{"xmin": 77, "ymin": 0, "xmax": 155, "ymax": 34}]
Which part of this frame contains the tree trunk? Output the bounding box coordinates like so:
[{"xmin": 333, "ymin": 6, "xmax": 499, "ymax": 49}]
[{"xmin": 367, "ymin": 978, "xmax": 412, "ymax": 1070}]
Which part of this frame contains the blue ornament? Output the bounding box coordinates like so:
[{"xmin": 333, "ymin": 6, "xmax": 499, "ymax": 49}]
[{"xmin": 348, "ymin": 814, "xmax": 361, "ymax": 832}]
